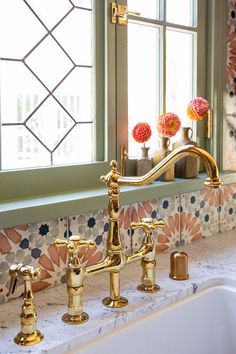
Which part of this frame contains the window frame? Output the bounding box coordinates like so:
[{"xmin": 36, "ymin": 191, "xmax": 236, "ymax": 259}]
[
  {"xmin": 0, "ymin": 0, "xmax": 233, "ymax": 230},
  {"xmin": 0, "ymin": 0, "xmax": 116, "ymax": 202}
]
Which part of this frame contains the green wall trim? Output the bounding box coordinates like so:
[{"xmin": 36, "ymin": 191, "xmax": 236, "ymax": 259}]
[{"xmin": 0, "ymin": 172, "xmax": 235, "ymax": 229}]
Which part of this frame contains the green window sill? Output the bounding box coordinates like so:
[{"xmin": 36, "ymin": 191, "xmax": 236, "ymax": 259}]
[{"xmin": 0, "ymin": 172, "xmax": 235, "ymax": 229}]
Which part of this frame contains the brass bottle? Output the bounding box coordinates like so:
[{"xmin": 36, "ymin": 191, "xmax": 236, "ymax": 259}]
[
  {"xmin": 172, "ymin": 127, "xmax": 199, "ymax": 178},
  {"xmin": 152, "ymin": 137, "xmax": 174, "ymax": 181}
]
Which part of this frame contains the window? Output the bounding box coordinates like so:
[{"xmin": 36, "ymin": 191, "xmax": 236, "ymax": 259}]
[
  {"xmin": 0, "ymin": 0, "xmax": 228, "ymax": 209},
  {"xmin": 126, "ymin": 0, "xmax": 204, "ymax": 157},
  {"xmin": 0, "ymin": 0, "xmax": 96, "ymax": 170}
]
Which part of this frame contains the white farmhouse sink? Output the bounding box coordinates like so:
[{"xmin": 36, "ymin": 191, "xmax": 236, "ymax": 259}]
[{"xmin": 74, "ymin": 286, "xmax": 236, "ymax": 354}]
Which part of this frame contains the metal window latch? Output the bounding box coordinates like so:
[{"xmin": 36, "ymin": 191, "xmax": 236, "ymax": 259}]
[{"xmin": 111, "ymin": 2, "xmax": 140, "ymax": 26}]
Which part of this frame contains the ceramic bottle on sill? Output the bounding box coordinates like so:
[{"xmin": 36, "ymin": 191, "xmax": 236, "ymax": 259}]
[
  {"xmin": 152, "ymin": 137, "xmax": 174, "ymax": 181},
  {"xmin": 172, "ymin": 127, "xmax": 199, "ymax": 178},
  {"xmin": 137, "ymin": 146, "xmax": 152, "ymax": 176}
]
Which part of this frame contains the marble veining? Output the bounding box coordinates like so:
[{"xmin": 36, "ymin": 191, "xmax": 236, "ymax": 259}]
[{"xmin": 1, "ymin": 230, "xmax": 236, "ymax": 354}]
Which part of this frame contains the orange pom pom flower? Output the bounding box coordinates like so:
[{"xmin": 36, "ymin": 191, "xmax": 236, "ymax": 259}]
[
  {"xmin": 187, "ymin": 97, "xmax": 209, "ymax": 121},
  {"xmin": 157, "ymin": 112, "xmax": 181, "ymax": 138},
  {"xmin": 132, "ymin": 122, "xmax": 152, "ymax": 145}
]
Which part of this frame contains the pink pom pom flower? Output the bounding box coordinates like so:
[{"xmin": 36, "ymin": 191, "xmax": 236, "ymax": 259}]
[
  {"xmin": 157, "ymin": 112, "xmax": 181, "ymax": 138},
  {"xmin": 187, "ymin": 97, "xmax": 209, "ymax": 121},
  {"xmin": 132, "ymin": 122, "xmax": 152, "ymax": 144}
]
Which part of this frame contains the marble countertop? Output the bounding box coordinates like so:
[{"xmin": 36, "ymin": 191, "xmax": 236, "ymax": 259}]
[{"xmin": 1, "ymin": 229, "xmax": 236, "ymax": 354}]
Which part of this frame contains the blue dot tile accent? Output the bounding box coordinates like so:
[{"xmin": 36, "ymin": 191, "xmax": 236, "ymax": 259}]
[
  {"xmin": 163, "ymin": 200, "xmax": 169, "ymax": 209},
  {"xmin": 19, "ymin": 238, "xmax": 29, "ymax": 249},
  {"xmin": 39, "ymin": 224, "xmax": 49, "ymax": 236},
  {"xmin": 178, "ymin": 205, "xmax": 183, "ymax": 213},
  {"xmin": 204, "ymin": 214, "xmax": 209, "ymax": 222},
  {"xmin": 229, "ymin": 207, "xmax": 233, "ymax": 215},
  {"xmin": 64, "ymin": 229, "xmax": 72, "ymax": 238},
  {"xmin": 151, "ymin": 210, "xmax": 157, "ymax": 219},
  {"xmin": 95, "ymin": 235, "xmax": 102, "ymax": 245},
  {"xmin": 87, "ymin": 217, "xmax": 96, "ymax": 228},
  {"xmin": 200, "ymin": 201, "xmax": 205, "ymax": 208},
  {"xmin": 104, "ymin": 223, "xmax": 109, "ymax": 232},
  {"xmin": 31, "ymin": 248, "xmax": 41, "ymax": 259},
  {"xmin": 190, "ymin": 196, "xmax": 196, "ymax": 204},
  {"xmin": 195, "ymin": 210, "xmax": 200, "ymax": 218}
]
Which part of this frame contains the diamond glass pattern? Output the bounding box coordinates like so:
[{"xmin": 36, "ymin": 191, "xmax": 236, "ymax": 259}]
[
  {"xmin": 0, "ymin": 0, "xmax": 46, "ymax": 59},
  {"xmin": 71, "ymin": 0, "xmax": 92, "ymax": 9},
  {"xmin": 0, "ymin": 61, "xmax": 48, "ymax": 123},
  {"xmin": 54, "ymin": 67, "xmax": 93, "ymax": 122},
  {"xmin": 52, "ymin": 8, "xmax": 92, "ymax": 65},
  {"xmin": 53, "ymin": 123, "xmax": 93, "ymax": 165},
  {"xmin": 26, "ymin": 97, "xmax": 75, "ymax": 151},
  {"xmin": 1, "ymin": 126, "xmax": 50, "ymax": 170},
  {"xmin": 25, "ymin": 35, "xmax": 74, "ymax": 90},
  {"xmin": 25, "ymin": 0, "xmax": 72, "ymax": 30}
]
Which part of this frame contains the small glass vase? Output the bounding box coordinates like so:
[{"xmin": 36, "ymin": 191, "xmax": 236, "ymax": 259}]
[
  {"xmin": 152, "ymin": 137, "xmax": 174, "ymax": 181},
  {"xmin": 172, "ymin": 127, "xmax": 199, "ymax": 178},
  {"xmin": 137, "ymin": 146, "xmax": 152, "ymax": 176}
]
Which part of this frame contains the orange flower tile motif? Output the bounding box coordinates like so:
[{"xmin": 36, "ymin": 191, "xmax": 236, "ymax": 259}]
[
  {"xmin": 219, "ymin": 184, "xmax": 234, "ymax": 206},
  {"xmin": 156, "ymin": 213, "xmax": 180, "ymax": 253},
  {"xmin": 33, "ymin": 244, "xmax": 68, "ymax": 291},
  {"xmin": 180, "ymin": 212, "xmax": 202, "ymax": 244},
  {"xmin": 200, "ymin": 188, "xmax": 219, "ymax": 207},
  {"xmin": 131, "ymin": 197, "xmax": 181, "ymax": 253},
  {"xmin": 0, "ymin": 225, "xmax": 28, "ymax": 255}
]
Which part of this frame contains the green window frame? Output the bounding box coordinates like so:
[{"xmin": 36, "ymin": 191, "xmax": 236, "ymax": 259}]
[{"xmin": 0, "ymin": 0, "xmax": 233, "ymax": 229}]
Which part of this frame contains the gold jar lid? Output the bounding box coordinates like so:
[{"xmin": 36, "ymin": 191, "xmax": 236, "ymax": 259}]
[{"xmin": 169, "ymin": 251, "xmax": 189, "ymax": 281}]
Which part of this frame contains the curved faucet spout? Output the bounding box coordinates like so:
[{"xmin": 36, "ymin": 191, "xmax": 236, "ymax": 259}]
[{"xmin": 117, "ymin": 145, "xmax": 222, "ymax": 189}]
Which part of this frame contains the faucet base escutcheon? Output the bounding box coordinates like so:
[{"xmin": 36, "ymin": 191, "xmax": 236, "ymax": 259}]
[
  {"xmin": 137, "ymin": 284, "xmax": 160, "ymax": 293},
  {"xmin": 14, "ymin": 330, "xmax": 43, "ymax": 347},
  {"xmin": 62, "ymin": 312, "xmax": 89, "ymax": 325},
  {"xmin": 102, "ymin": 296, "xmax": 128, "ymax": 308}
]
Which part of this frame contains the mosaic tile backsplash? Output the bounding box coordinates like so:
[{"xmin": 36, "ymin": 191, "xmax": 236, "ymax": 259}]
[{"xmin": 0, "ymin": 183, "xmax": 235, "ymax": 304}]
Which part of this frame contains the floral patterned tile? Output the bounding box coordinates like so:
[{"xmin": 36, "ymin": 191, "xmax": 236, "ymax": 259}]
[
  {"xmin": 0, "ymin": 218, "xmax": 68, "ymax": 304},
  {"xmin": 27, "ymin": 218, "xmax": 68, "ymax": 293},
  {"xmin": 118, "ymin": 204, "xmax": 132, "ymax": 253},
  {"xmin": 0, "ymin": 225, "xmax": 32, "ymax": 304},
  {"xmin": 180, "ymin": 188, "xmax": 220, "ymax": 246},
  {"xmin": 219, "ymin": 183, "xmax": 236, "ymax": 232},
  {"xmin": 155, "ymin": 195, "xmax": 181, "ymax": 253},
  {"xmin": 69, "ymin": 210, "xmax": 108, "ymax": 267},
  {"xmin": 131, "ymin": 197, "xmax": 180, "ymax": 254}
]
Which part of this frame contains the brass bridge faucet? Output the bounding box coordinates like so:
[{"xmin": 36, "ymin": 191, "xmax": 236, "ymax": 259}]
[
  {"xmin": 7, "ymin": 264, "xmax": 43, "ymax": 346},
  {"xmin": 54, "ymin": 144, "xmax": 221, "ymax": 325}
]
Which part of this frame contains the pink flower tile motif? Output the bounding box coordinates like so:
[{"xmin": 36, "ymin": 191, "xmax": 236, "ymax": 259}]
[
  {"xmin": 131, "ymin": 197, "xmax": 180, "ymax": 254},
  {"xmin": 219, "ymin": 183, "xmax": 236, "ymax": 232},
  {"xmin": 180, "ymin": 189, "xmax": 220, "ymax": 246}
]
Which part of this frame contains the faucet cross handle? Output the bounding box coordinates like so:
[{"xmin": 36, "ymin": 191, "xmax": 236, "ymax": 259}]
[
  {"xmin": 54, "ymin": 236, "xmax": 96, "ymax": 267},
  {"xmin": 131, "ymin": 217, "xmax": 165, "ymax": 234}
]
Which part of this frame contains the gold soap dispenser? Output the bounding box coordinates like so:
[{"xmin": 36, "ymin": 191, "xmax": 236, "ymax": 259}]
[{"xmin": 7, "ymin": 264, "xmax": 43, "ymax": 346}]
